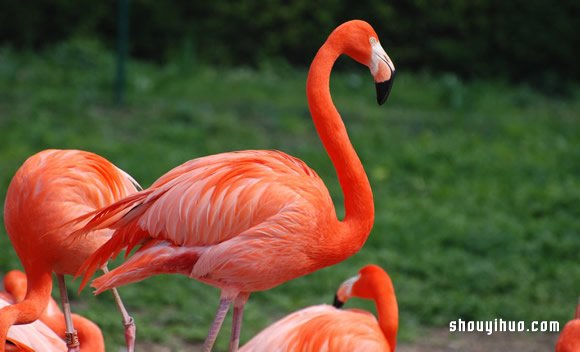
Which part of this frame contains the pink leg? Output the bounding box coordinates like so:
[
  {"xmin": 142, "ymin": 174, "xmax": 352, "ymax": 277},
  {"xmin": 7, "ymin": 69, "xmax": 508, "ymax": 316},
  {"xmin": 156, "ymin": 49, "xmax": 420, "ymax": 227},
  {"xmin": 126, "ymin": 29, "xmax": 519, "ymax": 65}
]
[
  {"xmin": 102, "ymin": 266, "xmax": 136, "ymax": 352},
  {"xmin": 56, "ymin": 274, "xmax": 80, "ymax": 352},
  {"xmin": 202, "ymin": 298, "xmax": 232, "ymax": 352},
  {"xmin": 229, "ymin": 293, "xmax": 250, "ymax": 352}
]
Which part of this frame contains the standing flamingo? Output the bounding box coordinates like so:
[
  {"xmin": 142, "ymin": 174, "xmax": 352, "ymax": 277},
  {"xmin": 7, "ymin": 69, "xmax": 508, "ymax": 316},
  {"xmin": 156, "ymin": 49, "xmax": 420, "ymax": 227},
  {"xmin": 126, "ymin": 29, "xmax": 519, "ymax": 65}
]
[
  {"xmin": 556, "ymin": 297, "xmax": 580, "ymax": 352},
  {"xmin": 73, "ymin": 20, "xmax": 395, "ymax": 352},
  {"xmin": 240, "ymin": 264, "xmax": 398, "ymax": 352},
  {"xmin": 0, "ymin": 149, "xmax": 139, "ymax": 352},
  {"xmin": 3, "ymin": 270, "xmax": 104, "ymax": 351}
]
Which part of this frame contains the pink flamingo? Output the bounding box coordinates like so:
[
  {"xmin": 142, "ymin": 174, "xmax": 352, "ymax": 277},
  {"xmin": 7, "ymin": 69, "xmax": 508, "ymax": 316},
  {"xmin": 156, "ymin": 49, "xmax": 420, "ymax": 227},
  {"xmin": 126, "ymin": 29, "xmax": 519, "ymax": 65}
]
[
  {"xmin": 556, "ymin": 297, "xmax": 580, "ymax": 352},
  {"xmin": 240, "ymin": 264, "xmax": 398, "ymax": 352},
  {"xmin": 0, "ymin": 149, "xmax": 139, "ymax": 352},
  {"xmin": 74, "ymin": 20, "xmax": 395, "ymax": 352}
]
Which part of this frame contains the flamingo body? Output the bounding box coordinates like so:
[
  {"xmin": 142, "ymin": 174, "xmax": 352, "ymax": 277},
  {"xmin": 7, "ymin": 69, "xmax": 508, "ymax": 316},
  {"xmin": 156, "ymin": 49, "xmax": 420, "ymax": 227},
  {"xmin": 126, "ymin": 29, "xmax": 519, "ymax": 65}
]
[
  {"xmin": 240, "ymin": 305, "xmax": 388, "ymax": 352},
  {"xmin": 4, "ymin": 149, "xmax": 138, "ymax": 275},
  {"xmin": 78, "ymin": 150, "xmax": 343, "ymax": 294}
]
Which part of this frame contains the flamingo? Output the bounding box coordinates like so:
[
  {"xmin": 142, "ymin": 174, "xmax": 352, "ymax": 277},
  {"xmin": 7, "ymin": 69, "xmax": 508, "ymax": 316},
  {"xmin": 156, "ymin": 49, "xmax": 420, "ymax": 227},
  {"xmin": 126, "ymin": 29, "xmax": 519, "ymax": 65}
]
[
  {"xmin": 556, "ymin": 297, "xmax": 580, "ymax": 352},
  {"xmin": 73, "ymin": 20, "xmax": 395, "ymax": 352},
  {"xmin": 239, "ymin": 264, "xmax": 397, "ymax": 352},
  {"xmin": 3, "ymin": 270, "xmax": 104, "ymax": 351},
  {"xmin": 0, "ymin": 149, "xmax": 139, "ymax": 352}
]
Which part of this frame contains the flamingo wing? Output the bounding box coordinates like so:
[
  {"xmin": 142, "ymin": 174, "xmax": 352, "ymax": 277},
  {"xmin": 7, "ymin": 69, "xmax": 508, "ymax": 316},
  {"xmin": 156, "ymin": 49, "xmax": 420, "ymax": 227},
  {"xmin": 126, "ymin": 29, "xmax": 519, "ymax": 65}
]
[
  {"xmin": 240, "ymin": 305, "xmax": 389, "ymax": 352},
  {"xmin": 76, "ymin": 150, "xmax": 334, "ymax": 290}
]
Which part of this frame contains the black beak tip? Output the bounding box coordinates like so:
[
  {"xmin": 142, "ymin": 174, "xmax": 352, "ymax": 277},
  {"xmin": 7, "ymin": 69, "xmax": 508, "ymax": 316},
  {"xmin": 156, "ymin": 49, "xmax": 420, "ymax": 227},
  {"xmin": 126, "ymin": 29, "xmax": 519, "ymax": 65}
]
[
  {"xmin": 333, "ymin": 294, "xmax": 344, "ymax": 308},
  {"xmin": 375, "ymin": 74, "xmax": 395, "ymax": 106}
]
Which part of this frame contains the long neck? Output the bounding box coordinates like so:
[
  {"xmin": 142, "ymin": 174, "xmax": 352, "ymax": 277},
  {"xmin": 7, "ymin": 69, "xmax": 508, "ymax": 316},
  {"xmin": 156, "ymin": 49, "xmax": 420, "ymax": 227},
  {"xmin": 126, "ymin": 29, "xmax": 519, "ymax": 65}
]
[
  {"xmin": 306, "ymin": 41, "xmax": 374, "ymax": 243},
  {"xmin": 372, "ymin": 278, "xmax": 398, "ymax": 351},
  {"xmin": 0, "ymin": 270, "xmax": 53, "ymax": 343}
]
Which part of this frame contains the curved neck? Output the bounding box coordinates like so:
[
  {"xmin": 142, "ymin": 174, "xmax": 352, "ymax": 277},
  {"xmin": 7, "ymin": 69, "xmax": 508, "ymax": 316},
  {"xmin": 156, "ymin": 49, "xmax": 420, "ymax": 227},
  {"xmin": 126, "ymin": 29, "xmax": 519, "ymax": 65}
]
[
  {"xmin": 372, "ymin": 279, "xmax": 398, "ymax": 352},
  {"xmin": 0, "ymin": 270, "xmax": 52, "ymax": 342},
  {"xmin": 306, "ymin": 41, "xmax": 374, "ymax": 242}
]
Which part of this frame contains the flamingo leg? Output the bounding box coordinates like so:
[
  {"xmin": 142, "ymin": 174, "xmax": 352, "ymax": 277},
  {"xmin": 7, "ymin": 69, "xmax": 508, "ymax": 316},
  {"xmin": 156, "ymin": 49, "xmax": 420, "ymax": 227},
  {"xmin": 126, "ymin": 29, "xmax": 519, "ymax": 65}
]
[
  {"xmin": 202, "ymin": 297, "xmax": 232, "ymax": 352},
  {"xmin": 229, "ymin": 293, "xmax": 250, "ymax": 352},
  {"xmin": 56, "ymin": 274, "xmax": 80, "ymax": 352},
  {"xmin": 102, "ymin": 266, "xmax": 136, "ymax": 352}
]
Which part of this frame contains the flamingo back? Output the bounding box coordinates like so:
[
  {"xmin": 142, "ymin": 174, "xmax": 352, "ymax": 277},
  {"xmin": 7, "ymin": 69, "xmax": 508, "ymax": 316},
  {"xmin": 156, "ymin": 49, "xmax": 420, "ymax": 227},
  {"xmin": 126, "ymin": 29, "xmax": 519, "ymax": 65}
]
[
  {"xmin": 4, "ymin": 149, "xmax": 139, "ymax": 274},
  {"xmin": 240, "ymin": 305, "xmax": 389, "ymax": 352}
]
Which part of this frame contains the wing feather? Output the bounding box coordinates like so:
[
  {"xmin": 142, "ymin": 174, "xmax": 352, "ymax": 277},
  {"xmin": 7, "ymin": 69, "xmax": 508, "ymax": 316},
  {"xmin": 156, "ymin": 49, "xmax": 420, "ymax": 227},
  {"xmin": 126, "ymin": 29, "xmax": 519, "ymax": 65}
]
[{"xmin": 76, "ymin": 150, "xmax": 332, "ymax": 288}]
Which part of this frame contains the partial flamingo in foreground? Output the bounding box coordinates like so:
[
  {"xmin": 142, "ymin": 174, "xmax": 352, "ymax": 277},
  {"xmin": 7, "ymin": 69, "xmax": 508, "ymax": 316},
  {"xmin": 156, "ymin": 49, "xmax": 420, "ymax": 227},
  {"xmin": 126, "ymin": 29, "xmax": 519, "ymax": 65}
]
[
  {"xmin": 240, "ymin": 264, "xmax": 398, "ymax": 352},
  {"xmin": 74, "ymin": 20, "xmax": 395, "ymax": 352},
  {"xmin": 1, "ymin": 273, "xmax": 65, "ymax": 352},
  {"xmin": 0, "ymin": 149, "xmax": 139, "ymax": 352},
  {"xmin": 556, "ymin": 297, "xmax": 580, "ymax": 352},
  {"xmin": 3, "ymin": 270, "xmax": 104, "ymax": 351}
]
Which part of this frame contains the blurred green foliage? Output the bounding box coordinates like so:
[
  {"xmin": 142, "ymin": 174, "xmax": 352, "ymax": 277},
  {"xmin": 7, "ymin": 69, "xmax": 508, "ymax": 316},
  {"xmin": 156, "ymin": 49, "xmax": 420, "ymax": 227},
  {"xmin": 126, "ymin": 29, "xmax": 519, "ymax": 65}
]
[
  {"xmin": 0, "ymin": 39, "xmax": 579, "ymax": 350},
  {"xmin": 1, "ymin": 0, "xmax": 579, "ymax": 88}
]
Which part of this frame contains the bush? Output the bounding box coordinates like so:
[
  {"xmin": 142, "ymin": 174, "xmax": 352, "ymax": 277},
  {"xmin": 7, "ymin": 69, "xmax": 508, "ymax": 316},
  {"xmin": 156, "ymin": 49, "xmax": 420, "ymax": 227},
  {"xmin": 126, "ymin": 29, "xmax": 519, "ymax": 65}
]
[{"xmin": 1, "ymin": 0, "xmax": 578, "ymax": 86}]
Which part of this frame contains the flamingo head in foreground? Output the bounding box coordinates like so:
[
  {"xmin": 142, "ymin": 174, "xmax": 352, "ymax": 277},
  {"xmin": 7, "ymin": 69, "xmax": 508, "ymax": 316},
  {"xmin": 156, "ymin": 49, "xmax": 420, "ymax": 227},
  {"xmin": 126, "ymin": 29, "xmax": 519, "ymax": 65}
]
[
  {"xmin": 329, "ymin": 20, "xmax": 396, "ymax": 105},
  {"xmin": 333, "ymin": 264, "xmax": 393, "ymax": 308}
]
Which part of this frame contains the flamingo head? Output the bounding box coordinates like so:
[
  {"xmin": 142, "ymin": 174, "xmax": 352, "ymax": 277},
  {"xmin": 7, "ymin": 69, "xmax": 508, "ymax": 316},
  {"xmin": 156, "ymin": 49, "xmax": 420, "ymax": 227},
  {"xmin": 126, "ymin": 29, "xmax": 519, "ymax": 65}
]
[
  {"xmin": 333, "ymin": 264, "xmax": 390, "ymax": 307},
  {"xmin": 329, "ymin": 20, "xmax": 396, "ymax": 105}
]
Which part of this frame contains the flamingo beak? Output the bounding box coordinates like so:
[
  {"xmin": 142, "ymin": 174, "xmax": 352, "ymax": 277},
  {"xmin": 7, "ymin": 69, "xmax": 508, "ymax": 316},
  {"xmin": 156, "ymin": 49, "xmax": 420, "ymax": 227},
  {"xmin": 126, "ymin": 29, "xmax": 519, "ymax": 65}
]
[
  {"xmin": 376, "ymin": 73, "xmax": 395, "ymax": 105},
  {"xmin": 332, "ymin": 274, "xmax": 359, "ymax": 308},
  {"xmin": 333, "ymin": 294, "xmax": 345, "ymax": 308},
  {"xmin": 369, "ymin": 38, "xmax": 395, "ymax": 105}
]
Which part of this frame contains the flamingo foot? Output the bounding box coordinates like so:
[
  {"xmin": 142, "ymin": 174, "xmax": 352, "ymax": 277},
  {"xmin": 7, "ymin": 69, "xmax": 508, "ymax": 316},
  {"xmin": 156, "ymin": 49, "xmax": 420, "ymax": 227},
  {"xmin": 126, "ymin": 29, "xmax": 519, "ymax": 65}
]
[
  {"xmin": 64, "ymin": 331, "xmax": 80, "ymax": 352},
  {"xmin": 123, "ymin": 316, "xmax": 136, "ymax": 352}
]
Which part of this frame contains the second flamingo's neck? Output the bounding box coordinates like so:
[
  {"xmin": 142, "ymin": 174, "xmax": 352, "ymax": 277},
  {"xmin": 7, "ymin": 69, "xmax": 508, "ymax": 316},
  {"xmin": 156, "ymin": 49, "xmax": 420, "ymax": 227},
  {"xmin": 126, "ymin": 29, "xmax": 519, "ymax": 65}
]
[
  {"xmin": 306, "ymin": 41, "xmax": 374, "ymax": 246},
  {"xmin": 372, "ymin": 278, "xmax": 398, "ymax": 351}
]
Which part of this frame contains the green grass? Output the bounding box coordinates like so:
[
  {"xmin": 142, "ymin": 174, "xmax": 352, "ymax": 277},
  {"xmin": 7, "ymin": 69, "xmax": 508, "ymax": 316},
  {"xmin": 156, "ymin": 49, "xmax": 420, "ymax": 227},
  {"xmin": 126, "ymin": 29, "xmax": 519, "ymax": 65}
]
[{"xmin": 1, "ymin": 39, "xmax": 579, "ymax": 350}]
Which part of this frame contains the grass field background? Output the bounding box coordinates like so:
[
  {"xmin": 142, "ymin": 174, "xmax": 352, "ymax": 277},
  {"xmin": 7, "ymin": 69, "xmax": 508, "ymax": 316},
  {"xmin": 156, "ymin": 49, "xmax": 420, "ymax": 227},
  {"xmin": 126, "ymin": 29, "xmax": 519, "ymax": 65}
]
[{"xmin": 0, "ymin": 40, "xmax": 579, "ymax": 350}]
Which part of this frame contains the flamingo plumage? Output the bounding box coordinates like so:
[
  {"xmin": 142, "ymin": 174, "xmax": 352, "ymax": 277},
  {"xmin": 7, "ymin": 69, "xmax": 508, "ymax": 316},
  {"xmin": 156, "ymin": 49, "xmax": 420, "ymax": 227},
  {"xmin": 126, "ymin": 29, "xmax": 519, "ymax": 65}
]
[
  {"xmin": 556, "ymin": 297, "xmax": 580, "ymax": 352},
  {"xmin": 73, "ymin": 20, "xmax": 395, "ymax": 352},
  {"xmin": 240, "ymin": 264, "xmax": 398, "ymax": 352},
  {"xmin": 0, "ymin": 149, "xmax": 139, "ymax": 352}
]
